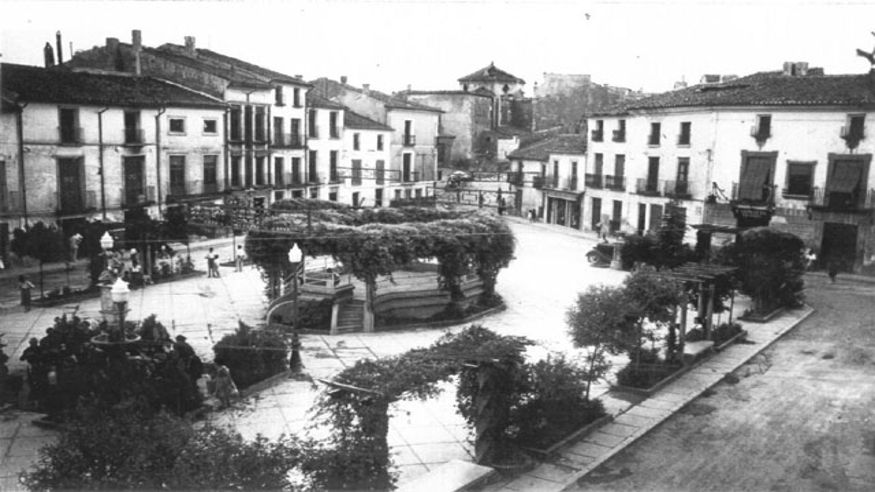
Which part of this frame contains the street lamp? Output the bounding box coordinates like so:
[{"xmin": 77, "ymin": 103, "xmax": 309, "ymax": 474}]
[
  {"xmin": 288, "ymin": 243, "xmax": 303, "ymax": 373},
  {"xmin": 110, "ymin": 277, "xmax": 130, "ymax": 343},
  {"xmin": 100, "ymin": 231, "xmax": 114, "ymax": 270}
]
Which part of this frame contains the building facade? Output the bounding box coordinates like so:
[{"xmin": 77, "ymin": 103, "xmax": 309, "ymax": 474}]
[
  {"xmin": 342, "ymin": 109, "xmax": 393, "ymax": 208},
  {"xmin": 0, "ymin": 63, "xmax": 226, "ymax": 235},
  {"xmin": 586, "ymin": 62, "xmax": 875, "ymax": 272}
]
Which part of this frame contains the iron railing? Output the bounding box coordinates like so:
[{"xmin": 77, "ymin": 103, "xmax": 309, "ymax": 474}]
[
  {"xmin": 604, "ymin": 175, "xmax": 625, "ymax": 191},
  {"xmin": 636, "ymin": 178, "xmax": 663, "ymax": 196},
  {"xmin": 585, "ymin": 173, "xmax": 603, "ymax": 189},
  {"xmin": 664, "ymin": 179, "xmax": 691, "ymax": 198}
]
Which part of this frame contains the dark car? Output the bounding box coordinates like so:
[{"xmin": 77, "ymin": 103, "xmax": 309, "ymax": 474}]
[
  {"xmin": 446, "ymin": 171, "xmax": 473, "ymax": 187},
  {"xmin": 586, "ymin": 242, "xmax": 617, "ymax": 267}
]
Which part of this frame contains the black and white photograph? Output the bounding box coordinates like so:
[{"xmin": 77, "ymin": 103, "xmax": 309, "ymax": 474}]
[{"xmin": 0, "ymin": 0, "xmax": 874, "ymax": 490}]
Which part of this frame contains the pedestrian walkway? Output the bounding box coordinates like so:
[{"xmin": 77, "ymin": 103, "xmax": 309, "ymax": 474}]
[{"xmin": 481, "ymin": 305, "xmax": 815, "ymax": 492}]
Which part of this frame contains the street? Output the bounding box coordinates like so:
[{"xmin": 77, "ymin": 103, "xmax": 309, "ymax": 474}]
[{"xmin": 573, "ymin": 274, "xmax": 875, "ymax": 492}]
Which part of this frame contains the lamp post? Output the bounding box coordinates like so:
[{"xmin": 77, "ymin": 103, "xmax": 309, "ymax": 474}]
[
  {"xmin": 109, "ymin": 277, "xmax": 130, "ymax": 343},
  {"xmin": 100, "ymin": 231, "xmax": 114, "ymax": 270},
  {"xmin": 288, "ymin": 243, "xmax": 303, "ymax": 373}
]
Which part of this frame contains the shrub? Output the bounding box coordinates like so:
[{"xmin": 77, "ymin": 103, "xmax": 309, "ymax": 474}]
[
  {"xmin": 615, "ymin": 351, "xmax": 682, "ymax": 389},
  {"xmin": 620, "ymin": 234, "xmax": 657, "ymax": 270},
  {"xmin": 509, "ymin": 355, "xmax": 606, "ymax": 448},
  {"xmin": 21, "ymin": 402, "xmax": 301, "ymax": 490},
  {"xmin": 712, "ymin": 322, "xmax": 743, "ymax": 346},
  {"xmin": 213, "ymin": 321, "xmax": 288, "ymax": 389}
]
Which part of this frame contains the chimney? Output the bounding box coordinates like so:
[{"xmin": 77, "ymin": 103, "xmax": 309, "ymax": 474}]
[
  {"xmin": 132, "ymin": 30, "xmax": 142, "ymax": 76},
  {"xmin": 362, "ymin": 83, "xmax": 370, "ymax": 94},
  {"xmin": 184, "ymin": 36, "xmax": 196, "ymax": 56},
  {"xmin": 340, "ymin": 75, "xmax": 348, "ymax": 84},
  {"xmin": 55, "ymin": 31, "xmax": 63, "ymax": 64},
  {"xmin": 407, "ymin": 84, "xmax": 411, "ymax": 92},
  {"xmin": 782, "ymin": 61, "xmax": 794, "ymax": 76},
  {"xmin": 43, "ymin": 42, "xmax": 55, "ymax": 67},
  {"xmin": 795, "ymin": 62, "xmax": 809, "ymax": 76},
  {"xmin": 106, "ymin": 37, "xmax": 119, "ymax": 51}
]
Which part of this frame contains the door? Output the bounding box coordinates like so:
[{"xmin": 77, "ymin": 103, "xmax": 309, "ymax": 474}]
[
  {"xmin": 637, "ymin": 203, "xmax": 647, "ymax": 234},
  {"xmin": 274, "ymin": 157, "xmax": 284, "ymax": 186},
  {"xmin": 169, "ymin": 155, "xmax": 186, "ymax": 196},
  {"xmin": 375, "ymin": 188, "xmax": 383, "ymax": 207},
  {"xmin": 546, "ymin": 197, "xmax": 554, "ymax": 223},
  {"xmin": 403, "ymin": 153, "xmax": 412, "ymax": 182},
  {"xmin": 591, "ymin": 197, "xmax": 602, "ymax": 230},
  {"xmin": 647, "ymin": 157, "xmax": 660, "ymax": 192},
  {"xmin": 821, "ymin": 223, "xmax": 857, "ymax": 272},
  {"xmin": 123, "ymin": 156, "xmax": 145, "ymax": 207},
  {"xmin": 58, "ymin": 158, "xmax": 84, "ymax": 213},
  {"xmin": 649, "ymin": 203, "xmax": 663, "ymax": 231},
  {"xmin": 556, "ymin": 199, "xmax": 567, "ymax": 226},
  {"xmin": 611, "ymin": 200, "xmax": 622, "ymax": 233}
]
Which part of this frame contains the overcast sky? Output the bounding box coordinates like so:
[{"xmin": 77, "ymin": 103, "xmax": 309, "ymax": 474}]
[{"xmin": 2, "ymin": 0, "xmax": 875, "ymax": 95}]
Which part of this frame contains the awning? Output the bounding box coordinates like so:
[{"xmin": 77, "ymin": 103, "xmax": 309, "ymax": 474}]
[
  {"xmin": 827, "ymin": 161, "xmax": 863, "ymax": 193},
  {"xmin": 543, "ymin": 189, "xmax": 584, "ymax": 202},
  {"xmin": 738, "ymin": 158, "xmax": 771, "ymax": 200}
]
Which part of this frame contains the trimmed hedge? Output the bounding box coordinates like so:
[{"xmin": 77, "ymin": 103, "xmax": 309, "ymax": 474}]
[{"xmin": 213, "ymin": 322, "xmax": 288, "ymax": 389}]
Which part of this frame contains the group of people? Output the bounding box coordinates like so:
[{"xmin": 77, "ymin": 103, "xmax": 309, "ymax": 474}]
[{"xmin": 206, "ymin": 245, "xmax": 249, "ymax": 278}]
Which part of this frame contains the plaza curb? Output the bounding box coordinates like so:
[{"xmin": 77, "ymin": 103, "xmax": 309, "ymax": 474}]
[{"xmin": 550, "ymin": 305, "xmax": 815, "ymax": 492}]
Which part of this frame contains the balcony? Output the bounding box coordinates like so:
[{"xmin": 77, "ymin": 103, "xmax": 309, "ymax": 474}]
[
  {"xmin": 121, "ymin": 185, "xmax": 156, "ymax": 208},
  {"xmin": 401, "ymin": 171, "xmax": 421, "ymax": 183},
  {"xmin": 750, "ymin": 125, "xmax": 771, "ymax": 144},
  {"xmin": 612, "ymin": 130, "xmax": 626, "ymax": 142},
  {"xmin": 664, "ymin": 180, "xmax": 692, "ymax": 199},
  {"xmin": 124, "ymin": 127, "xmax": 145, "ymax": 146},
  {"xmin": 591, "ymin": 129, "xmax": 603, "ymax": 142},
  {"xmin": 328, "ymin": 170, "xmax": 341, "ymax": 184},
  {"xmin": 730, "ymin": 181, "xmax": 775, "ymax": 205},
  {"xmin": 604, "ymin": 175, "xmax": 626, "ymax": 191},
  {"xmin": 272, "ymin": 133, "xmax": 304, "ymax": 149},
  {"xmin": 507, "ymin": 172, "xmax": 524, "ymax": 187},
  {"xmin": 635, "ymin": 177, "xmax": 663, "ymax": 196},
  {"xmin": 283, "ymin": 173, "xmax": 306, "ymax": 188},
  {"xmin": 58, "ymin": 126, "xmax": 83, "ymax": 145},
  {"xmin": 532, "ymin": 175, "xmax": 545, "ymax": 189},
  {"xmin": 307, "ymin": 173, "xmax": 320, "ymax": 185},
  {"xmin": 584, "ymin": 173, "xmax": 603, "ymax": 189},
  {"xmin": 840, "ymin": 125, "xmax": 865, "ymax": 150},
  {"xmin": 56, "ymin": 190, "xmax": 97, "ymax": 215},
  {"xmin": 403, "ymin": 134, "xmax": 416, "ymax": 147},
  {"xmin": 810, "ymin": 186, "xmax": 875, "ymax": 212},
  {"xmin": 167, "ymin": 180, "xmax": 222, "ymax": 199}
]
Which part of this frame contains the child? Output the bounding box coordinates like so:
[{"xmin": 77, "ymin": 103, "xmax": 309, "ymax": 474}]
[{"xmin": 19, "ymin": 275, "xmax": 35, "ymax": 312}]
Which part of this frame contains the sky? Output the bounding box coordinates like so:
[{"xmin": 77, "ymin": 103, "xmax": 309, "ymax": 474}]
[{"xmin": 2, "ymin": 0, "xmax": 875, "ymax": 95}]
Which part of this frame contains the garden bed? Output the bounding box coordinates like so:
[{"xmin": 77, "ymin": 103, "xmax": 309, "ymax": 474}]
[
  {"xmin": 612, "ymin": 362, "xmax": 688, "ymax": 397},
  {"xmin": 738, "ymin": 306, "xmax": 784, "ymax": 323},
  {"xmin": 714, "ymin": 329, "xmax": 748, "ymax": 352},
  {"xmin": 521, "ymin": 414, "xmax": 613, "ymax": 457}
]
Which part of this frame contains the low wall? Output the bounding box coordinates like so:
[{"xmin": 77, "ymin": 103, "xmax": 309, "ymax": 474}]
[{"xmin": 375, "ymin": 277, "xmax": 484, "ymax": 323}]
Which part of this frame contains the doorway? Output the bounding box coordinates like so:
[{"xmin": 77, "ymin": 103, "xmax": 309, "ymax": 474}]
[
  {"xmin": 591, "ymin": 197, "xmax": 602, "ymax": 231},
  {"xmin": 123, "ymin": 156, "xmax": 145, "ymax": 207},
  {"xmin": 821, "ymin": 222, "xmax": 858, "ymax": 271},
  {"xmin": 58, "ymin": 157, "xmax": 84, "ymax": 213}
]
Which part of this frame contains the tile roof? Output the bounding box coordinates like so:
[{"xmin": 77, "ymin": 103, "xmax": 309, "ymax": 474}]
[
  {"xmin": 306, "ymin": 92, "xmax": 345, "ymax": 110},
  {"xmin": 193, "ymin": 48, "xmax": 309, "ymax": 86},
  {"xmin": 343, "ymin": 109, "xmax": 393, "ymax": 131},
  {"xmin": 149, "ymin": 45, "xmax": 272, "ymax": 89},
  {"xmin": 459, "ymin": 63, "xmax": 525, "ymax": 84},
  {"xmin": 399, "ymin": 89, "xmax": 493, "ymax": 98},
  {"xmin": 1, "ymin": 63, "xmax": 225, "ymax": 108},
  {"xmin": 310, "ymin": 78, "xmax": 443, "ymax": 113},
  {"xmin": 622, "ymin": 70, "xmax": 875, "ymax": 111},
  {"xmin": 507, "ymin": 134, "xmax": 586, "ymax": 161}
]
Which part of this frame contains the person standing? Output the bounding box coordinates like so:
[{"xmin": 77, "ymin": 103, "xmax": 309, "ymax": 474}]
[
  {"xmin": 19, "ymin": 275, "xmax": 35, "ymax": 311},
  {"xmin": 206, "ymin": 247, "xmax": 220, "ymax": 278},
  {"xmin": 68, "ymin": 232, "xmax": 83, "ymax": 262},
  {"xmin": 235, "ymin": 245, "xmax": 246, "ymax": 272}
]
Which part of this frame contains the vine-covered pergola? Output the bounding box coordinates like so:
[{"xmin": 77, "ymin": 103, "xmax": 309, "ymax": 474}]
[{"xmin": 245, "ymin": 200, "xmax": 516, "ymax": 331}]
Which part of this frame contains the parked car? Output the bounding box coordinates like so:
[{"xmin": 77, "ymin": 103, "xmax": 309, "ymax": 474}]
[
  {"xmin": 586, "ymin": 242, "xmax": 617, "ymax": 267},
  {"xmin": 446, "ymin": 170, "xmax": 473, "ymax": 187}
]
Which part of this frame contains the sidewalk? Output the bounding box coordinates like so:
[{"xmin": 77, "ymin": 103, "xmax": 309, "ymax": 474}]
[{"xmin": 481, "ymin": 305, "xmax": 816, "ymax": 492}]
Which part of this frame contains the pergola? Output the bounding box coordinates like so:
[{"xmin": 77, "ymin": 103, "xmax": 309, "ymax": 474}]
[{"xmin": 663, "ymin": 262, "xmax": 738, "ymax": 356}]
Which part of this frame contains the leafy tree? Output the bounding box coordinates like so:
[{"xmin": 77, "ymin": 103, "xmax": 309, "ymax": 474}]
[
  {"xmin": 21, "ymin": 402, "xmax": 301, "ymax": 490},
  {"xmin": 623, "ymin": 266, "xmax": 686, "ymax": 364},
  {"xmin": 213, "ymin": 321, "xmax": 289, "ymax": 389},
  {"xmin": 652, "ymin": 202, "xmax": 695, "ymax": 269},
  {"xmin": 10, "ymin": 222, "xmax": 66, "ymax": 297},
  {"xmin": 566, "ymin": 285, "xmax": 634, "ymax": 398},
  {"xmin": 717, "ymin": 227, "xmax": 805, "ymax": 313}
]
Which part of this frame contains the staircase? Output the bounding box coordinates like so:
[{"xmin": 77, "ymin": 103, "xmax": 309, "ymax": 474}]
[{"xmin": 334, "ymin": 300, "xmax": 365, "ymax": 334}]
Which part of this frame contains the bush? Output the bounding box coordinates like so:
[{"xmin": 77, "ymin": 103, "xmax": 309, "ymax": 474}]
[
  {"xmin": 615, "ymin": 349, "xmax": 682, "ymax": 389},
  {"xmin": 21, "ymin": 402, "xmax": 301, "ymax": 490},
  {"xmin": 509, "ymin": 355, "xmax": 606, "ymax": 449},
  {"xmin": 620, "ymin": 234, "xmax": 657, "ymax": 270},
  {"xmin": 213, "ymin": 321, "xmax": 288, "ymax": 389},
  {"xmin": 712, "ymin": 322, "xmax": 743, "ymax": 346}
]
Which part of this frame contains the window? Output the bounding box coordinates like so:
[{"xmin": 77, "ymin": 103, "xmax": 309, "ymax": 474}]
[
  {"xmin": 244, "ymin": 106, "xmax": 253, "ymax": 142},
  {"xmin": 245, "ymin": 154, "xmax": 253, "ymax": 187},
  {"xmin": 203, "ymin": 119, "xmax": 218, "ymax": 134},
  {"xmin": 352, "ymin": 191, "xmax": 360, "ymax": 207},
  {"xmin": 594, "ymin": 153, "xmax": 604, "ymax": 175},
  {"xmin": 674, "ymin": 157, "xmax": 690, "ymax": 196},
  {"xmin": 203, "ymin": 155, "xmax": 218, "ymax": 192},
  {"xmin": 643, "ymin": 157, "xmax": 660, "ymax": 193},
  {"xmin": 308, "ymin": 150, "xmax": 318, "ymax": 183},
  {"xmin": 613, "ymin": 119, "xmax": 626, "ymax": 142},
  {"xmin": 231, "ymin": 155, "xmax": 241, "ymax": 187},
  {"xmin": 377, "ymin": 134, "xmax": 384, "ymax": 151},
  {"xmin": 291, "ymin": 118, "xmax": 302, "ymax": 146},
  {"xmin": 169, "ymin": 117, "xmax": 186, "ymax": 134},
  {"xmin": 124, "ymin": 111, "xmax": 142, "ymax": 144},
  {"xmin": 403, "ymin": 153, "xmax": 413, "ymax": 182},
  {"xmin": 785, "ymin": 161, "xmax": 815, "ymax": 197},
  {"xmin": 230, "ymin": 106, "xmax": 242, "ymax": 141},
  {"xmin": 274, "ymin": 157, "xmax": 285, "ymax": 185},
  {"xmin": 352, "ymin": 159, "xmax": 362, "ymax": 186},
  {"xmin": 291, "ymin": 157, "xmax": 302, "ymax": 184},
  {"xmin": 752, "ymin": 114, "xmax": 771, "ymax": 142},
  {"xmin": 169, "ymin": 155, "xmax": 186, "ymax": 196},
  {"xmin": 275, "ymin": 86, "xmax": 284, "ymax": 106},
  {"xmin": 403, "ymin": 120, "xmax": 414, "ymax": 146},
  {"xmin": 273, "ymin": 117, "xmax": 284, "ymax": 144},
  {"xmin": 329, "ymin": 111, "xmax": 339, "ymax": 139},
  {"xmin": 293, "ymin": 88, "xmax": 302, "ymax": 108},
  {"xmin": 678, "ymin": 122, "xmax": 691, "ymax": 146},
  {"xmin": 255, "ymin": 156, "xmax": 265, "ymax": 185},
  {"xmin": 310, "ymin": 187, "xmax": 318, "ymax": 199},
  {"xmin": 842, "ymin": 114, "xmax": 866, "ymax": 149},
  {"xmin": 329, "ymin": 188, "xmax": 338, "ymax": 202},
  {"xmin": 592, "ymin": 120, "xmax": 604, "ymax": 142},
  {"xmin": 738, "ymin": 151, "xmax": 777, "ymax": 202},
  {"xmin": 376, "ymin": 160, "xmax": 385, "ymax": 184},
  {"xmin": 58, "ymin": 107, "xmax": 80, "ymax": 144},
  {"xmin": 375, "ymin": 188, "xmax": 384, "ymax": 207},
  {"xmin": 329, "ymin": 151, "xmax": 338, "ymax": 182},
  {"xmin": 353, "ymin": 133, "xmax": 361, "ymax": 151},
  {"xmin": 395, "ymin": 189, "xmax": 402, "ymax": 200},
  {"xmin": 614, "ymin": 155, "xmax": 625, "ymax": 177},
  {"xmin": 254, "ymin": 107, "xmax": 266, "ymax": 142},
  {"xmin": 308, "ymin": 110, "xmax": 318, "ymax": 138},
  {"xmin": 648, "ymin": 122, "xmax": 661, "ymax": 146}
]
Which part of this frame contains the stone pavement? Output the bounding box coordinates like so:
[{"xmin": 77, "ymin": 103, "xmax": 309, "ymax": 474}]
[{"xmin": 481, "ymin": 305, "xmax": 816, "ymax": 492}]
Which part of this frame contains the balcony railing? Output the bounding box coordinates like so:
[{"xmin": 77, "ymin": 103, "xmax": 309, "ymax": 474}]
[
  {"xmin": 591, "ymin": 129, "xmax": 603, "ymax": 142},
  {"xmin": 283, "ymin": 173, "xmax": 306, "ymax": 187},
  {"xmin": 635, "ymin": 177, "xmax": 663, "ymax": 196},
  {"xmin": 809, "ymin": 186, "xmax": 875, "ymax": 211},
  {"xmin": 401, "ymin": 171, "xmax": 421, "ymax": 183},
  {"xmin": 272, "ymin": 133, "xmax": 304, "ymax": 148},
  {"xmin": 840, "ymin": 125, "xmax": 865, "ymax": 149},
  {"xmin": 585, "ymin": 173, "xmax": 603, "ymax": 189},
  {"xmin": 730, "ymin": 181, "xmax": 775, "ymax": 204},
  {"xmin": 56, "ymin": 190, "xmax": 98, "ymax": 215},
  {"xmin": 604, "ymin": 175, "xmax": 626, "ymax": 191},
  {"xmin": 507, "ymin": 172, "xmax": 524, "ymax": 187},
  {"xmin": 124, "ymin": 128, "xmax": 145, "ymax": 145},
  {"xmin": 566, "ymin": 177, "xmax": 579, "ymax": 191},
  {"xmin": 58, "ymin": 126, "xmax": 83, "ymax": 145},
  {"xmin": 307, "ymin": 173, "xmax": 320, "ymax": 185},
  {"xmin": 168, "ymin": 180, "xmax": 222, "ymax": 198},
  {"xmin": 403, "ymin": 134, "xmax": 416, "ymax": 147},
  {"xmin": 664, "ymin": 180, "xmax": 691, "ymax": 198},
  {"xmin": 612, "ymin": 130, "xmax": 626, "ymax": 142}
]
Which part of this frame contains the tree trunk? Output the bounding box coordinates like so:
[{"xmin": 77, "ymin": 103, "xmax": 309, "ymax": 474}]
[
  {"xmin": 473, "ymin": 363, "xmax": 511, "ymax": 464},
  {"xmin": 363, "ymin": 278, "xmax": 376, "ymax": 332}
]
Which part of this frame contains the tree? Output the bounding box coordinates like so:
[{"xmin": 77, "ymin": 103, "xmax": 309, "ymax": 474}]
[
  {"xmin": 566, "ymin": 285, "xmax": 634, "ymax": 398},
  {"xmin": 622, "ymin": 267, "xmax": 685, "ymax": 366},
  {"xmin": 10, "ymin": 222, "xmax": 66, "ymax": 297}
]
